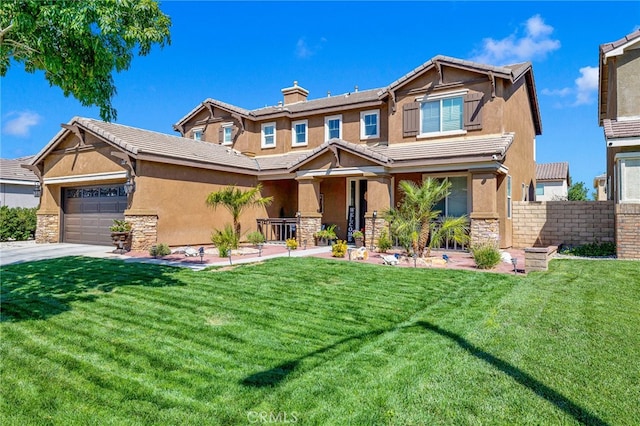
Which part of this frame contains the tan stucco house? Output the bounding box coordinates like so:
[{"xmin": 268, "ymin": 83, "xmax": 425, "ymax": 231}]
[
  {"xmin": 598, "ymin": 29, "xmax": 640, "ymax": 259},
  {"xmin": 26, "ymin": 55, "xmax": 541, "ymax": 250}
]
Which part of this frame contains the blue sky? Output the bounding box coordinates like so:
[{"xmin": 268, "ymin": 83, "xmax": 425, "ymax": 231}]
[{"xmin": 2, "ymin": 1, "xmax": 639, "ymax": 194}]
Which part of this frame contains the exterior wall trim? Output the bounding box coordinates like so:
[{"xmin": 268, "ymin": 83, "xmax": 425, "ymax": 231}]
[
  {"xmin": 44, "ymin": 171, "xmax": 127, "ymax": 184},
  {"xmin": 296, "ymin": 166, "xmax": 386, "ymax": 178}
]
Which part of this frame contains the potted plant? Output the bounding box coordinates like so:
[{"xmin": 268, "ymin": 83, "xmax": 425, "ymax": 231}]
[
  {"xmin": 352, "ymin": 229, "xmax": 364, "ymax": 248},
  {"xmin": 314, "ymin": 224, "xmax": 337, "ymax": 246},
  {"xmin": 109, "ymin": 219, "xmax": 132, "ymax": 253}
]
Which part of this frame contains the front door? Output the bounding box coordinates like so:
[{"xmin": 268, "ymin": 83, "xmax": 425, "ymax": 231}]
[{"xmin": 347, "ymin": 179, "xmax": 367, "ymax": 243}]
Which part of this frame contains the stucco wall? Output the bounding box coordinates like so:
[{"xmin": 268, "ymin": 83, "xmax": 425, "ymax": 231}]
[
  {"xmin": 512, "ymin": 201, "xmax": 614, "ymax": 248},
  {"xmin": 0, "ymin": 183, "xmax": 40, "ymax": 208},
  {"xmin": 536, "ymin": 180, "xmax": 568, "ymax": 201}
]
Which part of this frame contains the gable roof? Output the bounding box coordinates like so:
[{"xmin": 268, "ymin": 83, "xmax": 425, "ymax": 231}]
[
  {"xmin": 603, "ymin": 118, "xmax": 640, "ymax": 139},
  {"xmin": 174, "ymin": 54, "xmax": 542, "ymax": 135},
  {"xmin": 30, "ymin": 117, "xmax": 261, "ymax": 173},
  {"xmin": 1, "ymin": 157, "xmax": 38, "ymax": 183},
  {"xmin": 536, "ymin": 162, "xmax": 569, "ymax": 182}
]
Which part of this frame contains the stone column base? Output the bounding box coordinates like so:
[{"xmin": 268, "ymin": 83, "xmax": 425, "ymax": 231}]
[
  {"xmin": 125, "ymin": 214, "xmax": 158, "ymax": 251},
  {"xmin": 36, "ymin": 213, "xmax": 59, "ymax": 243},
  {"xmin": 470, "ymin": 217, "xmax": 499, "ymax": 246},
  {"xmin": 365, "ymin": 216, "xmax": 388, "ymax": 250},
  {"xmin": 299, "ymin": 216, "xmax": 321, "ymax": 247}
]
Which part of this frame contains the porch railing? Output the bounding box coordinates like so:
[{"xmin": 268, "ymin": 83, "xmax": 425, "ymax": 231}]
[{"xmin": 257, "ymin": 218, "xmax": 297, "ymax": 242}]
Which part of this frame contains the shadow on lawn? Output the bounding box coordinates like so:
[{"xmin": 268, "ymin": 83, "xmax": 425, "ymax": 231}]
[
  {"xmin": 0, "ymin": 257, "xmax": 183, "ymax": 322},
  {"xmin": 242, "ymin": 320, "xmax": 608, "ymax": 426}
]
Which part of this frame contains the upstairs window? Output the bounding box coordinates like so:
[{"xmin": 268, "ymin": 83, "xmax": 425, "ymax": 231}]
[
  {"xmin": 292, "ymin": 120, "xmax": 308, "ymax": 146},
  {"xmin": 261, "ymin": 122, "xmax": 276, "ymax": 148},
  {"xmin": 221, "ymin": 123, "xmax": 233, "ymax": 145},
  {"xmin": 360, "ymin": 110, "xmax": 379, "ymax": 139},
  {"xmin": 421, "ymin": 96, "xmax": 463, "ymax": 135},
  {"xmin": 193, "ymin": 129, "xmax": 203, "ymax": 141},
  {"xmin": 325, "ymin": 115, "xmax": 342, "ymax": 140}
]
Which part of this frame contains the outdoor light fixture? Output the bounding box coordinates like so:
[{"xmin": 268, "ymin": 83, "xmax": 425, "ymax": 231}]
[
  {"xmin": 257, "ymin": 243, "xmax": 263, "ymax": 257},
  {"xmin": 198, "ymin": 247, "xmax": 205, "ymax": 264},
  {"xmin": 124, "ymin": 178, "xmax": 135, "ymax": 195},
  {"xmin": 413, "ymin": 253, "xmax": 418, "ymax": 268},
  {"xmin": 228, "ymin": 251, "xmax": 233, "ymax": 266},
  {"xmin": 287, "ymin": 246, "xmax": 292, "ymax": 257},
  {"xmin": 373, "ymin": 210, "xmax": 378, "ymax": 218},
  {"xmin": 33, "ymin": 182, "xmax": 42, "ymax": 198},
  {"xmin": 303, "ymin": 239, "xmax": 307, "ymax": 250},
  {"xmin": 511, "ymin": 257, "xmax": 518, "ymax": 274},
  {"xmin": 370, "ymin": 210, "xmax": 378, "ymax": 250}
]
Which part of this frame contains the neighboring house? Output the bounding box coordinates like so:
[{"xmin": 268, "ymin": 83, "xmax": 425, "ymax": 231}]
[
  {"xmin": 599, "ymin": 29, "xmax": 640, "ymax": 259},
  {"xmin": 535, "ymin": 162, "xmax": 570, "ymax": 201},
  {"xmin": 27, "ymin": 55, "xmax": 541, "ymax": 250},
  {"xmin": 0, "ymin": 157, "xmax": 39, "ymax": 208},
  {"xmin": 593, "ymin": 173, "xmax": 607, "ymax": 201}
]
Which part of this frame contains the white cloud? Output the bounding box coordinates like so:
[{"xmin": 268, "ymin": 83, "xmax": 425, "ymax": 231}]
[
  {"xmin": 471, "ymin": 14, "xmax": 561, "ymax": 65},
  {"xmin": 542, "ymin": 66, "xmax": 599, "ymax": 107},
  {"xmin": 2, "ymin": 111, "xmax": 42, "ymax": 137},
  {"xmin": 295, "ymin": 37, "xmax": 326, "ymax": 59}
]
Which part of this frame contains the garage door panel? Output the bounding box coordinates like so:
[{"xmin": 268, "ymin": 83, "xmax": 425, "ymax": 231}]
[{"xmin": 63, "ymin": 184, "xmax": 126, "ymax": 245}]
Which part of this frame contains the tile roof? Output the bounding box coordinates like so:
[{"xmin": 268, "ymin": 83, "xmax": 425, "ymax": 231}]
[
  {"xmin": 603, "ymin": 118, "xmax": 640, "ymax": 139},
  {"xmin": 536, "ymin": 162, "xmax": 569, "ymax": 181},
  {"xmin": 600, "ymin": 29, "xmax": 640, "ymax": 54},
  {"xmin": 370, "ymin": 133, "xmax": 515, "ymax": 163},
  {"xmin": 0, "ymin": 157, "xmax": 38, "ymax": 182}
]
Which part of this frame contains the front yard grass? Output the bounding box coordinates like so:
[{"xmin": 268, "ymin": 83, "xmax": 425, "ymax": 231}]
[{"xmin": 1, "ymin": 257, "xmax": 638, "ymax": 425}]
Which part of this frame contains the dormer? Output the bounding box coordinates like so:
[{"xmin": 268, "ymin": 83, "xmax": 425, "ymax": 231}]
[{"xmin": 281, "ymin": 81, "xmax": 309, "ymax": 105}]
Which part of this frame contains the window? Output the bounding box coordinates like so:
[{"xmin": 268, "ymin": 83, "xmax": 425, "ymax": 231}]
[
  {"xmin": 360, "ymin": 110, "xmax": 379, "ymax": 139},
  {"xmin": 221, "ymin": 123, "xmax": 233, "ymax": 145},
  {"xmin": 536, "ymin": 183, "xmax": 545, "ymax": 196},
  {"xmin": 420, "ymin": 95, "xmax": 463, "ymax": 135},
  {"xmin": 292, "ymin": 120, "xmax": 308, "ymax": 146},
  {"xmin": 616, "ymin": 154, "xmax": 640, "ymax": 203},
  {"xmin": 507, "ymin": 175, "xmax": 512, "ymax": 219},
  {"xmin": 325, "ymin": 115, "xmax": 342, "ymax": 140},
  {"xmin": 193, "ymin": 129, "xmax": 203, "ymax": 141},
  {"xmin": 261, "ymin": 122, "xmax": 276, "ymax": 148},
  {"xmin": 432, "ymin": 176, "xmax": 468, "ymax": 217}
]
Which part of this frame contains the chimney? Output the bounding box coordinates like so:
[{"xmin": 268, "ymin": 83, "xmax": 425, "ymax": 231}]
[{"xmin": 281, "ymin": 81, "xmax": 309, "ymax": 105}]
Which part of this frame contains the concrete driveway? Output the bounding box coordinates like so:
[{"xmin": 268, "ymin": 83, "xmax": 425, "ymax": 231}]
[{"xmin": 0, "ymin": 241, "xmax": 124, "ymax": 267}]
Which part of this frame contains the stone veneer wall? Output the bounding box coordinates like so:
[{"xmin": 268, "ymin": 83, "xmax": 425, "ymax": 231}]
[
  {"xmin": 299, "ymin": 216, "xmax": 321, "ymax": 247},
  {"xmin": 470, "ymin": 218, "xmax": 500, "ymax": 246},
  {"xmin": 125, "ymin": 214, "xmax": 158, "ymax": 251},
  {"xmin": 512, "ymin": 201, "xmax": 614, "ymax": 248},
  {"xmin": 364, "ymin": 217, "xmax": 387, "ymax": 250},
  {"xmin": 35, "ymin": 213, "xmax": 59, "ymax": 243},
  {"xmin": 616, "ymin": 204, "xmax": 640, "ymax": 260}
]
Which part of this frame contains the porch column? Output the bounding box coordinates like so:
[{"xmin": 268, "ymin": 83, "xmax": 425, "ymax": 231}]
[
  {"xmin": 364, "ymin": 175, "xmax": 392, "ymax": 250},
  {"xmin": 124, "ymin": 209, "xmax": 158, "ymax": 251},
  {"xmin": 470, "ymin": 173, "xmax": 500, "ymax": 246},
  {"xmin": 296, "ymin": 177, "xmax": 322, "ymax": 246},
  {"xmin": 36, "ymin": 210, "xmax": 60, "ymax": 243}
]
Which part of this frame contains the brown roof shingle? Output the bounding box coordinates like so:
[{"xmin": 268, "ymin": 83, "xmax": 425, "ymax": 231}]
[
  {"xmin": 536, "ymin": 162, "xmax": 569, "ymax": 181},
  {"xmin": 0, "ymin": 157, "xmax": 38, "ymax": 182},
  {"xmin": 603, "ymin": 118, "xmax": 640, "ymax": 139},
  {"xmin": 600, "ymin": 29, "xmax": 640, "ymax": 54}
]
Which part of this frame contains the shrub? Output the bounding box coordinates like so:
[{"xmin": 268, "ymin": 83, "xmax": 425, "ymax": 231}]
[
  {"xmin": 246, "ymin": 231, "xmax": 265, "ymax": 245},
  {"xmin": 285, "ymin": 238, "xmax": 298, "ymax": 250},
  {"xmin": 0, "ymin": 206, "xmax": 37, "ymax": 241},
  {"xmin": 559, "ymin": 241, "xmax": 616, "ymax": 257},
  {"xmin": 470, "ymin": 243, "xmax": 502, "ymax": 270},
  {"xmin": 109, "ymin": 219, "xmax": 132, "ymax": 232},
  {"xmin": 377, "ymin": 228, "xmax": 392, "ymax": 253},
  {"xmin": 211, "ymin": 224, "xmax": 238, "ymax": 257},
  {"xmin": 149, "ymin": 243, "xmax": 171, "ymax": 257},
  {"xmin": 332, "ymin": 239, "xmax": 348, "ymax": 257},
  {"xmin": 352, "ymin": 230, "xmax": 364, "ymax": 239}
]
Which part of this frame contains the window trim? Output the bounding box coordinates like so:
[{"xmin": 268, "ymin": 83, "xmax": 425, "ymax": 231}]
[
  {"xmin": 261, "ymin": 122, "xmax": 276, "ymax": 149},
  {"xmin": 291, "ymin": 119, "xmax": 308, "ymax": 147},
  {"xmin": 360, "ymin": 109, "xmax": 380, "ymax": 140},
  {"xmin": 536, "ymin": 183, "xmax": 545, "ymax": 197},
  {"xmin": 416, "ymin": 89, "xmax": 467, "ymax": 138},
  {"xmin": 615, "ymin": 152, "xmax": 640, "ymax": 203},
  {"xmin": 192, "ymin": 128, "xmax": 204, "ymax": 141},
  {"xmin": 221, "ymin": 122, "xmax": 233, "ymax": 146},
  {"xmin": 507, "ymin": 175, "xmax": 512, "ymax": 219},
  {"xmin": 324, "ymin": 114, "xmax": 342, "ymax": 141}
]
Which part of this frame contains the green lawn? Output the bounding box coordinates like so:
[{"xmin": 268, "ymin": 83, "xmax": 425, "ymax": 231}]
[{"xmin": 1, "ymin": 257, "xmax": 639, "ymax": 425}]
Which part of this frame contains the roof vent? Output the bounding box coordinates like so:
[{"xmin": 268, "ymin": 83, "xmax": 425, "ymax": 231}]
[
  {"xmin": 281, "ymin": 80, "xmax": 309, "ymax": 105},
  {"xmin": 354, "ymin": 85, "xmax": 359, "ymax": 92}
]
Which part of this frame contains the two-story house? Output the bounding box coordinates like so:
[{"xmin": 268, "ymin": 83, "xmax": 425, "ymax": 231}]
[
  {"xmin": 599, "ymin": 29, "xmax": 640, "ymax": 259},
  {"xmin": 26, "ymin": 55, "xmax": 541, "ymax": 251}
]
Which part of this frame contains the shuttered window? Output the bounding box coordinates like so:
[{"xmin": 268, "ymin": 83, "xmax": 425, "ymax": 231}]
[
  {"xmin": 420, "ymin": 96, "xmax": 463, "ymax": 134},
  {"xmin": 464, "ymin": 92, "xmax": 483, "ymax": 130},
  {"xmin": 403, "ymin": 102, "xmax": 419, "ymax": 136}
]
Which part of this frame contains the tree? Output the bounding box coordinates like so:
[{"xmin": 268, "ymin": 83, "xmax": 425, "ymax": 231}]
[
  {"xmin": 568, "ymin": 181, "xmax": 589, "ymax": 201},
  {"xmin": 384, "ymin": 178, "xmax": 469, "ymax": 257},
  {"xmin": 1, "ymin": 0, "xmax": 171, "ymax": 122},
  {"xmin": 206, "ymin": 184, "xmax": 273, "ymax": 242}
]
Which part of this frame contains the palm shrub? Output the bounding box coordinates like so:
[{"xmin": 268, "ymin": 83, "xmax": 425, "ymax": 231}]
[
  {"xmin": 377, "ymin": 228, "xmax": 392, "ymax": 253},
  {"xmin": 206, "ymin": 184, "xmax": 273, "ymax": 242},
  {"xmin": 470, "ymin": 243, "xmax": 502, "ymax": 269},
  {"xmin": 385, "ymin": 178, "xmax": 469, "ymax": 257},
  {"xmin": 211, "ymin": 224, "xmax": 238, "ymax": 257}
]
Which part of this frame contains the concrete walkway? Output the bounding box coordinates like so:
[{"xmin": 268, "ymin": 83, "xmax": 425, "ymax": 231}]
[{"xmin": 0, "ymin": 241, "xmax": 332, "ymax": 270}]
